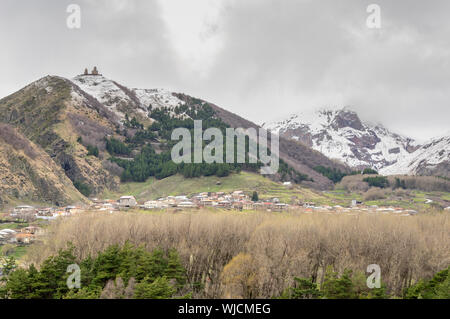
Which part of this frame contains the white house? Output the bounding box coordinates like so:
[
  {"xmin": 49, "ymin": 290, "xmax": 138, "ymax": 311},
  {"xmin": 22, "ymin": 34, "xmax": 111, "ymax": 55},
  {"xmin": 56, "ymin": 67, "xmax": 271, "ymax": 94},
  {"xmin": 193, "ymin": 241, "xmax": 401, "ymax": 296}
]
[
  {"xmin": 119, "ymin": 196, "xmax": 137, "ymax": 208},
  {"xmin": 178, "ymin": 201, "xmax": 196, "ymax": 208}
]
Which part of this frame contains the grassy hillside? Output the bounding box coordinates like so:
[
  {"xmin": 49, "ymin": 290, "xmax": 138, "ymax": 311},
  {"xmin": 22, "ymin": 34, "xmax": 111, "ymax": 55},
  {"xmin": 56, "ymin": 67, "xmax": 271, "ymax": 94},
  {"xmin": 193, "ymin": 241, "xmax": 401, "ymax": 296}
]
[{"xmin": 101, "ymin": 171, "xmax": 324, "ymax": 203}]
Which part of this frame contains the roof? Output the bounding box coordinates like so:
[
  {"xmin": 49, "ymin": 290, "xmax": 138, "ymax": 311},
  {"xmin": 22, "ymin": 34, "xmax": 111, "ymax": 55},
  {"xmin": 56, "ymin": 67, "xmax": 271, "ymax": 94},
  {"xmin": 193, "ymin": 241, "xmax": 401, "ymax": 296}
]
[
  {"xmin": 16, "ymin": 233, "xmax": 33, "ymax": 239},
  {"xmin": 0, "ymin": 229, "xmax": 16, "ymax": 234}
]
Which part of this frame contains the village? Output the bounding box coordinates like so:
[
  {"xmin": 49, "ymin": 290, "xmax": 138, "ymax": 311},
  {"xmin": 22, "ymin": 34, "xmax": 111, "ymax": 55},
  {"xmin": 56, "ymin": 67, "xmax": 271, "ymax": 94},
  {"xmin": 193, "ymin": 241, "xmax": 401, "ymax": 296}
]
[{"xmin": 0, "ymin": 189, "xmax": 428, "ymax": 248}]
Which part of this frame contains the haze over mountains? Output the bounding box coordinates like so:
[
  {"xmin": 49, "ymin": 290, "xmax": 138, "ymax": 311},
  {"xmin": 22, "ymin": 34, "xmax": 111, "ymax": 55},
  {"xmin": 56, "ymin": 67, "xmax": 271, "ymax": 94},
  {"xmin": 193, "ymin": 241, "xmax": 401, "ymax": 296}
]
[{"xmin": 263, "ymin": 109, "xmax": 449, "ymax": 178}]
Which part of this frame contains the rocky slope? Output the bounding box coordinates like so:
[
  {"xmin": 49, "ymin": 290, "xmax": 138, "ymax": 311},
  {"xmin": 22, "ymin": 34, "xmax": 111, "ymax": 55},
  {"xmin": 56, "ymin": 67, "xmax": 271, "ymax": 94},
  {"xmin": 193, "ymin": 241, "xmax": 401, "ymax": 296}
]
[
  {"xmin": 0, "ymin": 75, "xmax": 120, "ymax": 207},
  {"xmin": 0, "ymin": 123, "xmax": 86, "ymax": 207}
]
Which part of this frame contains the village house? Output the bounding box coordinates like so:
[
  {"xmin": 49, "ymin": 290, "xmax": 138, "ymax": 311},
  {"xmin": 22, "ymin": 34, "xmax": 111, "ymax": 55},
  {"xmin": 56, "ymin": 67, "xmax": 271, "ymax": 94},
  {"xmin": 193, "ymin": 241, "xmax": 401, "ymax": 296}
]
[
  {"xmin": 15, "ymin": 233, "xmax": 34, "ymax": 244},
  {"xmin": 21, "ymin": 226, "xmax": 42, "ymax": 235},
  {"xmin": 351, "ymin": 199, "xmax": 363, "ymax": 207},
  {"xmin": 98, "ymin": 202, "xmax": 117, "ymax": 212},
  {"xmin": 143, "ymin": 201, "xmax": 159, "ymax": 209},
  {"xmin": 65, "ymin": 206, "xmax": 81, "ymax": 214},
  {"xmin": 283, "ymin": 181, "xmax": 293, "ymax": 189},
  {"xmin": 251, "ymin": 202, "xmax": 264, "ymax": 210},
  {"xmin": 218, "ymin": 200, "xmax": 232, "ymax": 208},
  {"xmin": 175, "ymin": 195, "xmax": 189, "ymax": 203},
  {"xmin": 199, "ymin": 199, "xmax": 213, "ymax": 207},
  {"xmin": 10, "ymin": 205, "xmax": 36, "ymax": 219},
  {"xmin": 232, "ymin": 202, "xmax": 244, "ymax": 210},
  {"xmin": 274, "ymin": 203, "xmax": 289, "ymax": 211},
  {"xmin": 177, "ymin": 201, "xmax": 196, "ymax": 208},
  {"xmin": 0, "ymin": 229, "xmax": 17, "ymax": 244},
  {"xmin": 119, "ymin": 196, "xmax": 137, "ymax": 208},
  {"xmin": 243, "ymin": 201, "xmax": 254, "ymax": 210},
  {"xmin": 143, "ymin": 201, "xmax": 169, "ymax": 210},
  {"xmin": 232, "ymin": 191, "xmax": 247, "ymax": 200}
]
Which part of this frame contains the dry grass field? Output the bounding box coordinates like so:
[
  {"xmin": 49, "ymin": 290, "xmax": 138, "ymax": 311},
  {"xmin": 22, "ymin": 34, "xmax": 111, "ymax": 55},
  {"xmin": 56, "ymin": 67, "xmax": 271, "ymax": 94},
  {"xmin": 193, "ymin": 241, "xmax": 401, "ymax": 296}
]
[{"xmin": 24, "ymin": 209, "xmax": 450, "ymax": 298}]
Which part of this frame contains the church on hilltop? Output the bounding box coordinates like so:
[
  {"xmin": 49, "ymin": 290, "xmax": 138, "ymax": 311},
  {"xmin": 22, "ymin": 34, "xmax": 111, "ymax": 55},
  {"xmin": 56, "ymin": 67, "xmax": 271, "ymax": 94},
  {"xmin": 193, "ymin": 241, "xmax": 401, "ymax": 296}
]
[{"xmin": 82, "ymin": 66, "xmax": 102, "ymax": 76}]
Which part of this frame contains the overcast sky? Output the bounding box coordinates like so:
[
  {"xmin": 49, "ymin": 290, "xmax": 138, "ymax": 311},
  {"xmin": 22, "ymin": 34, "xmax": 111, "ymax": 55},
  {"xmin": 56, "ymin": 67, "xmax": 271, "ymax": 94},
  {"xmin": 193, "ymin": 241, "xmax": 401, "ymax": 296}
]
[{"xmin": 0, "ymin": 0, "xmax": 449, "ymax": 141}]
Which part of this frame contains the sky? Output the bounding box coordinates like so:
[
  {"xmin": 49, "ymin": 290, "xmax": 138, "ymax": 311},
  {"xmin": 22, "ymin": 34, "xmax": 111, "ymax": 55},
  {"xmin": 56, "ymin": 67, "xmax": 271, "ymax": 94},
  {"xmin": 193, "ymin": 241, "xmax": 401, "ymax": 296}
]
[{"xmin": 0, "ymin": 0, "xmax": 449, "ymax": 141}]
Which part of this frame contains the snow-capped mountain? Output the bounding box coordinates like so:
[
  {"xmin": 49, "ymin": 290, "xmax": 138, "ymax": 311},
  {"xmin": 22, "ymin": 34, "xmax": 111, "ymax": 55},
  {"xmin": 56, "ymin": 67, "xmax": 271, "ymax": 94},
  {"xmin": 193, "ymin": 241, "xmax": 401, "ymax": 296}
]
[
  {"xmin": 72, "ymin": 74, "xmax": 185, "ymax": 121},
  {"xmin": 262, "ymin": 108, "xmax": 420, "ymax": 172},
  {"xmin": 380, "ymin": 133, "xmax": 450, "ymax": 177}
]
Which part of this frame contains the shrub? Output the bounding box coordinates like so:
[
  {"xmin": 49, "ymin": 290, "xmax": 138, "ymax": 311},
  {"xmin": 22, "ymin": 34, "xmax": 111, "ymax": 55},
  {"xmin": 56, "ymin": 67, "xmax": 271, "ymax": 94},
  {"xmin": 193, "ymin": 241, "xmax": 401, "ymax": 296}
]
[
  {"xmin": 73, "ymin": 180, "xmax": 92, "ymax": 197},
  {"xmin": 336, "ymin": 179, "xmax": 370, "ymax": 192},
  {"xmin": 106, "ymin": 138, "xmax": 131, "ymax": 156},
  {"xmin": 387, "ymin": 175, "xmax": 450, "ymax": 192},
  {"xmin": 102, "ymin": 160, "xmax": 124, "ymax": 177},
  {"xmin": 363, "ymin": 168, "xmax": 378, "ymax": 175},
  {"xmin": 363, "ymin": 176, "xmax": 389, "ymax": 188},
  {"xmin": 86, "ymin": 145, "xmax": 99, "ymax": 157},
  {"xmin": 322, "ymin": 268, "xmax": 357, "ymax": 299},
  {"xmin": 282, "ymin": 277, "xmax": 322, "ymax": 299},
  {"xmin": 314, "ymin": 166, "xmax": 348, "ymax": 183},
  {"xmin": 134, "ymin": 277, "xmax": 175, "ymax": 299},
  {"xmin": 363, "ymin": 187, "xmax": 387, "ymax": 201},
  {"xmin": 405, "ymin": 267, "xmax": 449, "ymax": 299}
]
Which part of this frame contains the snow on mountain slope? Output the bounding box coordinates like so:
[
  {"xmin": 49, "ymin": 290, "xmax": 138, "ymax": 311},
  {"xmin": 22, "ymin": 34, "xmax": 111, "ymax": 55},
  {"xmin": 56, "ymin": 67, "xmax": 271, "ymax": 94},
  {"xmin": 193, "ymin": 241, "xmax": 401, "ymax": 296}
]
[
  {"xmin": 263, "ymin": 108, "xmax": 419, "ymax": 171},
  {"xmin": 71, "ymin": 75, "xmax": 184, "ymax": 121},
  {"xmin": 380, "ymin": 134, "xmax": 450, "ymax": 177}
]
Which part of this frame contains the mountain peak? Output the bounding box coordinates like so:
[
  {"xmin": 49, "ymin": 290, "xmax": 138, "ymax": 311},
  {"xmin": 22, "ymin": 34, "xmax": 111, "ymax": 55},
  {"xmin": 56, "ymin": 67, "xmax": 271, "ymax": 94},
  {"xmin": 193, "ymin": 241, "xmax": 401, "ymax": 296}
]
[
  {"xmin": 263, "ymin": 108, "xmax": 419, "ymax": 171},
  {"xmin": 330, "ymin": 107, "xmax": 364, "ymax": 131},
  {"xmin": 71, "ymin": 74, "xmax": 185, "ymax": 122}
]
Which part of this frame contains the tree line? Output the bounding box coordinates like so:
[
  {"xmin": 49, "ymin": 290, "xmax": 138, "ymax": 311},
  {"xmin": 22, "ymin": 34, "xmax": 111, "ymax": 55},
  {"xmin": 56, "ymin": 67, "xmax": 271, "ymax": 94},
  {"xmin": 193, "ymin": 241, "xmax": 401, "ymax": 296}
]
[
  {"xmin": 1, "ymin": 242, "xmax": 447, "ymax": 299},
  {"xmin": 105, "ymin": 104, "xmax": 309, "ymax": 183},
  {"xmin": 0, "ymin": 243, "xmax": 189, "ymax": 299}
]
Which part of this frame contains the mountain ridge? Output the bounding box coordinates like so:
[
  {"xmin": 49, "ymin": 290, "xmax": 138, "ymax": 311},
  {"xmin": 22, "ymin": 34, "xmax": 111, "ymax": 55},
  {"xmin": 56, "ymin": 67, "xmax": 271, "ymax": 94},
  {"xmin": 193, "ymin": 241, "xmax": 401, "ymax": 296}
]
[
  {"xmin": 0, "ymin": 73, "xmax": 351, "ymax": 207},
  {"xmin": 263, "ymin": 108, "xmax": 449, "ymax": 177}
]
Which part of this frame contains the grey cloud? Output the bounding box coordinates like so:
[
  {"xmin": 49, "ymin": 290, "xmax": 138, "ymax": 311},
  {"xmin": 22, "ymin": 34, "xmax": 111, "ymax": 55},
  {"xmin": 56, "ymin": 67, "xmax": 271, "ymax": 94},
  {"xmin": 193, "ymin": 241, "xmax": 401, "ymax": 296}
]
[{"xmin": 0, "ymin": 0, "xmax": 448, "ymax": 141}]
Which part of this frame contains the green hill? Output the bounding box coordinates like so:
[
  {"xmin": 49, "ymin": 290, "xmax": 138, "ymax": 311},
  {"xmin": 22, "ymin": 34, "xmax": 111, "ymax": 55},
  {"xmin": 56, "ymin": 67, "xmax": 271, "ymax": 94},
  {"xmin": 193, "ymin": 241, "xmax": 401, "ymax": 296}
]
[{"xmin": 101, "ymin": 171, "xmax": 325, "ymax": 204}]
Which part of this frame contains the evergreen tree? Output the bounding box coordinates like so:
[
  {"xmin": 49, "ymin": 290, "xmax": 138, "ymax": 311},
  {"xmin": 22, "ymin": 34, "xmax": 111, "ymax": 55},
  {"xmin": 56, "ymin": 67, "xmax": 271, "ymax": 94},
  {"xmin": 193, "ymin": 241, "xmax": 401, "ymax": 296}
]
[
  {"xmin": 164, "ymin": 249, "xmax": 186, "ymax": 289},
  {"xmin": 405, "ymin": 267, "xmax": 449, "ymax": 299},
  {"xmin": 134, "ymin": 276, "xmax": 175, "ymax": 299},
  {"xmin": 322, "ymin": 268, "xmax": 358, "ymax": 299},
  {"xmin": 286, "ymin": 277, "xmax": 321, "ymax": 299}
]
